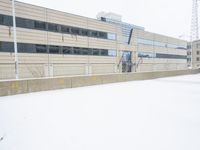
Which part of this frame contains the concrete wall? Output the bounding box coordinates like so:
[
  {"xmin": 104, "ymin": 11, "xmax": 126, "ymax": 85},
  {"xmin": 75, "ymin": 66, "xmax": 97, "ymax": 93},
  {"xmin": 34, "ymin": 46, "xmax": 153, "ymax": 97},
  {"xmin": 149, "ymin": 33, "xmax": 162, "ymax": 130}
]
[{"xmin": 0, "ymin": 69, "xmax": 199, "ymax": 97}]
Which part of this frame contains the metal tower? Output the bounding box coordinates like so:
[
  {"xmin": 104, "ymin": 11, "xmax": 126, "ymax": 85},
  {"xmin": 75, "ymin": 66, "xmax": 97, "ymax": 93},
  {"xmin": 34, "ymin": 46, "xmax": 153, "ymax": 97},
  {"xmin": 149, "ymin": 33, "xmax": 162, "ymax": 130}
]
[{"xmin": 191, "ymin": 0, "xmax": 199, "ymax": 41}]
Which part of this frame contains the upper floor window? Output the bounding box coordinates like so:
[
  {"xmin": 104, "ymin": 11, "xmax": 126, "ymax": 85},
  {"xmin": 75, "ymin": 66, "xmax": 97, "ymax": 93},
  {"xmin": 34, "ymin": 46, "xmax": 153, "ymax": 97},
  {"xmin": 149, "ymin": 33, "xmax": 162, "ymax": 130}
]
[
  {"xmin": 36, "ymin": 44, "xmax": 47, "ymax": 53},
  {"xmin": 49, "ymin": 46, "xmax": 60, "ymax": 54},
  {"xmin": 107, "ymin": 33, "xmax": 116, "ymax": 40},
  {"xmin": 61, "ymin": 26, "xmax": 70, "ymax": 33},
  {"xmin": 197, "ymin": 51, "xmax": 200, "ymax": 55},
  {"xmin": 48, "ymin": 23, "xmax": 60, "ymax": 32},
  {"xmin": 34, "ymin": 21, "xmax": 46, "ymax": 30}
]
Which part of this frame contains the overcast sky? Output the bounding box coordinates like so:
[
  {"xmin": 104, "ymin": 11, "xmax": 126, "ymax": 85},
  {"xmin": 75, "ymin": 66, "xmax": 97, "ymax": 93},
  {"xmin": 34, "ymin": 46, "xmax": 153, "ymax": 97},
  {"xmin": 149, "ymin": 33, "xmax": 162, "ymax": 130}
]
[{"xmin": 19, "ymin": 0, "xmax": 192, "ymax": 40}]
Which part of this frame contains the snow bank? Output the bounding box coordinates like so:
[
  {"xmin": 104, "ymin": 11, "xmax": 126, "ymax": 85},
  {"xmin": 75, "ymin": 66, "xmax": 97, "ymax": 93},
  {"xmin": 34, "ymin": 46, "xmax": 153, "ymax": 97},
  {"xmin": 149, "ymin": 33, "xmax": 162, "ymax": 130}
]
[{"xmin": 0, "ymin": 74, "xmax": 200, "ymax": 150}]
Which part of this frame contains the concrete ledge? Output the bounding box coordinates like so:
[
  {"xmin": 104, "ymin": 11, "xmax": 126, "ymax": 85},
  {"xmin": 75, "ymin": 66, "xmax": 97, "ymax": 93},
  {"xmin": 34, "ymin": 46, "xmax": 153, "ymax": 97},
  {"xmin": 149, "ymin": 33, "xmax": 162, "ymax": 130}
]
[{"xmin": 0, "ymin": 69, "xmax": 199, "ymax": 97}]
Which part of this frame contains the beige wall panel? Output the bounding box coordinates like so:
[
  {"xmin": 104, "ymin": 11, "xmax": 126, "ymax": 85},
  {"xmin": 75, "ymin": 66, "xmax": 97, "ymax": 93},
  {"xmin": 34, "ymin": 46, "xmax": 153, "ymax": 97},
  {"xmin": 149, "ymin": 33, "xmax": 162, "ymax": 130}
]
[
  {"xmin": 0, "ymin": 0, "xmax": 12, "ymax": 15},
  {"xmin": 19, "ymin": 64, "xmax": 45, "ymax": 78},
  {"xmin": 0, "ymin": 53, "xmax": 14, "ymax": 63},
  {"xmin": 89, "ymin": 56, "xmax": 116, "ymax": 64},
  {"xmin": 18, "ymin": 53, "xmax": 48, "ymax": 64},
  {"xmin": 154, "ymin": 34, "xmax": 168, "ymax": 42},
  {"xmin": 15, "ymin": 3, "xmax": 46, "ymax": 21},
  {"xmin": 53, "ymin": 64, "xmax": 86, "ymax": 76},
  {"xmin": 137, "ymin": 64, "xmax": 153, "ymax": 72},
  {"xmin": 88, "ymin": 38, "xmax": 116, "ymax": 49},
  {"xmin": 154, "ymin": 47, "xmax": 168, "ymax": 53},
  {"xmin": 0, "ymin": 64, "xmax": 15, "ymax": 79},
  {"xmin": 91, "ymin": 64, "xmax": 116, "ymax": 74},
  {"xmin": 138, "ymin": 44, "xmax": 154, "ymax": 52},
  {"xmin": 154, "ymin": 58, "xmax": 168, "ymax": 63},
  {"xmin": 153, "ymin": 64, "xmax": 167, "ymax": 71},
  {"xmin": 49, "ymin": 55, "xmax": 88, "ymax": 64},
  {"xmin": 46, "ymin": 9, "xmax": 88, "ymax": 28}
]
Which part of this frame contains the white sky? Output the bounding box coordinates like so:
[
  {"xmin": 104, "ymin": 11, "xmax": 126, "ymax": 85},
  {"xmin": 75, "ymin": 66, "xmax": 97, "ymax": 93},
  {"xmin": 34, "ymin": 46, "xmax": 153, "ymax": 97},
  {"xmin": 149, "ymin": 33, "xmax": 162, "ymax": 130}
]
[{"xmin": 18, "ymin": 0, "xmax": 192, "ymax": 40}]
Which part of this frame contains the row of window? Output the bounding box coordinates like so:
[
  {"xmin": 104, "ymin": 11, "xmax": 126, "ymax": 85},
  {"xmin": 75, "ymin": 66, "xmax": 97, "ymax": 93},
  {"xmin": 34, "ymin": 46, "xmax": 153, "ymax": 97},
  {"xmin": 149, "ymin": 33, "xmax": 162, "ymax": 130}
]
[
  {"xmin": 0, "ymin": 41, "xmax": 117, "ymax": 57},
  {"xmin": 137, "ymin": 38, "xmax": 187, "ymax": 50},
  {"xmin": 0, "ymin": 14, "xmax": 116, "ymax": 40},
  {"xmin": 138, "ymin": 52, "xmax": 187, "ymax": 59}
]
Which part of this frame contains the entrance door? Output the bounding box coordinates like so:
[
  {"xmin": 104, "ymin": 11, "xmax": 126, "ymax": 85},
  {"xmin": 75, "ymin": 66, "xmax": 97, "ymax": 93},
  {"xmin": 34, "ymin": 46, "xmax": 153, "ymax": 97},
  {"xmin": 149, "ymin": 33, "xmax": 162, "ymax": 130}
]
[{"xmin": 122, "ymin": 51, "xmax": 132, "ymax": 72}]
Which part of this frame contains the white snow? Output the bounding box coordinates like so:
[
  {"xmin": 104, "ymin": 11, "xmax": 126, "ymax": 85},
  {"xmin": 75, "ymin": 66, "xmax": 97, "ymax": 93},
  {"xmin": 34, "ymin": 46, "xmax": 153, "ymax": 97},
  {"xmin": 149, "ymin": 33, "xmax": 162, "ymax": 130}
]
[{"xmin": 0, "ymin": 74, "xmax": 200, "ymax": 150}]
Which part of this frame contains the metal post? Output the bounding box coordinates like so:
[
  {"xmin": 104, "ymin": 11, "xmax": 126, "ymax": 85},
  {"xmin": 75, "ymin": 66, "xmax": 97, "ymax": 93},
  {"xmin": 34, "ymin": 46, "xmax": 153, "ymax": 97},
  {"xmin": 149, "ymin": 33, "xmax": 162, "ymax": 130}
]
[{"xmin": 12, "ymin": 0, "xmax": 19, "ymax": 79}]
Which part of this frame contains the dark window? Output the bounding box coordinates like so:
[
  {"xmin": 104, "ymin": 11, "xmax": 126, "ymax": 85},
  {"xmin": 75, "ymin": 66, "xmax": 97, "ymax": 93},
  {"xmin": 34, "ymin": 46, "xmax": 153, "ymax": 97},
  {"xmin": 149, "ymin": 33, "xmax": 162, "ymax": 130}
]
[
  {"xmin": 63, "ymin": 46, "xmax": 73, "ymax": 54},
  {"xmin": 100, "ymin": 49, "xmax": 108, "ymax": 56},
  {"xmin": 49, "ymin": 46, "xmax": 60, "ymax": 54},
  {"xmin": 197, "ymin": 51, "xmax": 200, "ymax": 55},
  {"xmin": 3, "ymin": 15, "xmax": 13, "ymax": 26},
  {"xmin": 36, "ymin": 44, "xmax": 47, "ymax": 53},
  {"xmin": 99, "ymin": 32, "xmax": 107, "ymax": 39},
  {"xmin": 61, "ymin": 26, "xmax": 70, "ymax": 33},
  {"xmin": 34, "ymin": 21, "xmax": 46, "ymax": 30},
  {"xmin": 18, "ymin": 43, "xmax": 35, "ymax": 53},
  {"xmin": 0, "ymin": 42, "xmax": 14, "ymax": 52},
  {"xmin": 92, "ymin": 49, "xmax": 100, "ymax": 55},
  {"xmin": 91, "ymin": 31, "xmax": 98, "ymax": 37},
  {"xmin": 156, "ymin": 53, "xmax": 187, "ymax": 59},
  {"xmin": 80, "ymin": 29, "xmax": 88, "ymax": 36},
  {"xmin": 197, "ymin": 57, "xmax": 200, "ymax": 61},
  {"xmin": 101, "ymin": 17, "xmax": 106, "ymax": 22},
  {"xmin": 0, "ymin": 15, "xmax": 3, "ymax": 24},
  {"xmin": 71, "ymin": 28, "xmax": 80, "ymax": 35},
  {"xmin": 48, "ymin": 23, "xmax": 60, "ymax": 32},
  {"xmin": 16, "ymin": 18, "xmax": 34, "ymax": 29},
  {"xmin": 82, "ymin": 48, "xmax": 89, "ymax": 55},
  {"xmin": 73, "ymin": 47, "xmax": 81, "ymax": 55}
]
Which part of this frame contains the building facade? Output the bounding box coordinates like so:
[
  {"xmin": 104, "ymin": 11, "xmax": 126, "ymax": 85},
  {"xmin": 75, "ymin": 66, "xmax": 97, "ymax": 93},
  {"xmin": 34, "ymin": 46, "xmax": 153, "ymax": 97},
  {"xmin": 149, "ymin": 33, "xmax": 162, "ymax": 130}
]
[
  {"xmin": 191, "ymin": 40, "xmax": 200, "ymax": 68},
  {"xmin": 0, "ymin": 0, "xmax": 188, "ymax": 80}
]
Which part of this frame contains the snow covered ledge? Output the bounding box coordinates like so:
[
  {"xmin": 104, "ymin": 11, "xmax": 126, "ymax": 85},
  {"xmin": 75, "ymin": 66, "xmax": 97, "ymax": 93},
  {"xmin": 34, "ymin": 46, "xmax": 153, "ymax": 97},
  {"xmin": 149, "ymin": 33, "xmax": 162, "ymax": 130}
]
[{"xmin": 0, "ymin": 69, "xmax": 200, "ymax": 97}]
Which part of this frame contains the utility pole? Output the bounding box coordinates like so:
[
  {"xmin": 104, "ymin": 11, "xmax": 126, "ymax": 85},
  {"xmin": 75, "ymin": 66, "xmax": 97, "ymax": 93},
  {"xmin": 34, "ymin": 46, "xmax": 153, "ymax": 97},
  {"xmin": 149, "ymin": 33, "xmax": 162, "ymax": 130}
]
[
  {"xmin": 191, "ymin": 0, "xmax": 199, "ymax": 41},
  {"xmin": 11, "ymin": 0, "xmax": 19, "ymax": 79}
]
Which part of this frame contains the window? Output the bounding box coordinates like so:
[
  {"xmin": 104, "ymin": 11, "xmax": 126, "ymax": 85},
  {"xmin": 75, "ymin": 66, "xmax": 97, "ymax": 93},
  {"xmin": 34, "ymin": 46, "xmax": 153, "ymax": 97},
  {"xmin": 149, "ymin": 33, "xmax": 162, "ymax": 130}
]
[
  {"xmin": 81, "ymin": 29, "xmax": 88, "ymax": 36},
  {"xmin": 100, "ymin": 49, "xmax": 108, "ymax": 56},
  {"xmin": 61, "ymin": 26, "xmax": 70, "ymax": 33},
  {"xmin": 34, "ymin": 21, "xmax": 46, "ymax": 30},
  {"xmin": 49, "ymin": 46, "xmax": 60, "ymax": 54},
  {"xmin": 154, "ymin": 41, "xmax": 166, "ymax": 47},
  {"xmin": 0, "ymin": 15, "xmax": 3, "ymax": 24},
  {"xmin": 0, "ymin": 42, "xmax": 14, "ymax": 52},
  {"xmin": 107, "ymin": 33, "xmax": 116, "ymax": 40},
  {"xmin": 156, "ymin": 53, "xmax": 187, "ymax": 59},
  {"xmin": 36, "ymin": 44, "xmax": 47, "ymax": 53},
  {"xmin": 91, "ymin": 31, "xmax": 98, "ymax": 37},
  {"xmin": 138, "ymin": 52, "xmax": 156, "ymax": 58},
  {"xmin": 82, "ymin": 48, "xmax": 89, "ymax": 55},
  {"xmin": 63, "ymin": 46, "xmax": 73, "ymax": 54},
  {"xmin": 197, "ymin": 51, "xmax": 200, "ymax": 55},
  {"xmin": 108, "ymin": 50, "xmax": 117, "ymax": 56},
  {"xmin": 197, "ymin": 57, "xmax": 200, "ymax": 61},
  {"xmin": 18, "ymin": 43, "xmax": 35, "ymax": 53},
  {"xmin": 16, "ymin": 18, "xmax": 34, "ymax": 29},
  {"xmin": 99, "ymin": 32, "xmax": 107, "ymax": 39},
  {"xmin": 3, "ymin": 15, "xmax": 13, "ymax": 26},
  {"xmin": 73, "ymin": 47, "xmax": 82, "ymax": 55},
  {"xmin": 71, "ymin": 28, "xmax": 80, "ymax": 35},
  {"xmin": 92, "ymin": 49, "xmax": 100, "ymax": 55},
  {"xmin": 48, "ymin": 23, "xmax": 60, "ymax": 32}
]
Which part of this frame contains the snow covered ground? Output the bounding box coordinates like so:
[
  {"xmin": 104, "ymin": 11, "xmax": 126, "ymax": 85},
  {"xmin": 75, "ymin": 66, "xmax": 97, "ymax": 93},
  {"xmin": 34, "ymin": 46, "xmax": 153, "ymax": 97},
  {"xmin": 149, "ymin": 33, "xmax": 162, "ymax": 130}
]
[{"xmin": 0, "ymin": 74, "xmax": 200, "ymax": 150}]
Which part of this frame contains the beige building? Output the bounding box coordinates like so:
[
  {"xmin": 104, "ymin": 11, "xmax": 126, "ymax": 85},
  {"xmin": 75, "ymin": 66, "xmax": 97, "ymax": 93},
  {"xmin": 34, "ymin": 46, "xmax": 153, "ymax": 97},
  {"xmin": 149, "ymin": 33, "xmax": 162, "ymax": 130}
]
[
  {"xmin": 0, "ymin": 0, "xmax": 188, "ymax": 80},
  {"xmin": 191, "ymin": 40, "xmax": 200, "ymax": 68}
]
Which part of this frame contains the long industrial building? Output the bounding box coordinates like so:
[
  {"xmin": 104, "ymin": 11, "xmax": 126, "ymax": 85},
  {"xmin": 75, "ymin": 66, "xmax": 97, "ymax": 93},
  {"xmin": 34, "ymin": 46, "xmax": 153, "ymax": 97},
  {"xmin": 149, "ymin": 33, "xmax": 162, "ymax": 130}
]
[{"xmin": 0, "ymin": 0, "xmax": 188, "ymax": 79}]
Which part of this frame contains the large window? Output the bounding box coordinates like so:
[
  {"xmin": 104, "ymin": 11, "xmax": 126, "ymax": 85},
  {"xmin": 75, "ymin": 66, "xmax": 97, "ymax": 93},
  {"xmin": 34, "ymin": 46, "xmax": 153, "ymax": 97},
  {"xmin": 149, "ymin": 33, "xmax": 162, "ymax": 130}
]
[
  {"xmin": 34, "ymin": 21, "xmax": 46, "ymax": 30},
  {"xmin": 61, "ymin": 26, "xmax": 70, "ymax": 33},
  {"xmin": 35, "ymin": 45, "xmax": 47, "ymax": 53},
  {"xmin": 0, "ymin": 15, "xmax": 3, "ymax": 24},
  {"xmin": 0, "ymin": 42, "xmax": 14, "ymax": 52},
  {"xmin": 48, "ymin": 23, "xmax": 60, "ymax": 32},
  {"xmin": 49, "ymin": 46, "xmax": 60, "ymax": 54},
  {"xmin": 0, "ymin": 14, "xmax": 116, "ymax": 40},
  {"xmin": 0, "ymin": 41, "xmax": 117, "ymax": 57},
  {"xmin": 16, "ymin": 18, "xmax": 34, "ymax": 29},
  {"xmin": 71, "ymin": 28, "xmax": 80, "ymax": 35},
  {"xmin": 107, "ymin": 33, "xmax": 116, "ymax": 40},
  {"xmin": 63, "ymin": 46, "xmax": 73, "ymax": 54},
  {"xmin": 138, "ymin": 52, "xmax": 156, "ymax": 58}
]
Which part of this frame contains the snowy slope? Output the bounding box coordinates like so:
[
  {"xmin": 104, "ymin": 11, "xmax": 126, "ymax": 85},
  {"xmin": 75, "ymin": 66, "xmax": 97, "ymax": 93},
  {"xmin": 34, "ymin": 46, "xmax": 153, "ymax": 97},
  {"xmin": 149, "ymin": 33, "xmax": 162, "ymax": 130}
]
[{"xmin": 0, "ymin": 74, "xmax": 200, "ymax": 150}]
